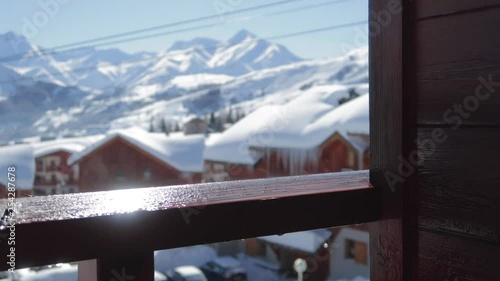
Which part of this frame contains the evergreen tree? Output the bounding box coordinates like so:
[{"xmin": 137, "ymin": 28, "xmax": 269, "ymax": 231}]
[
  {"xmin": 215, "ymin": 115, "xmax": 224, "ymax": 132},
  {"xmin": 209, "ymin": 112, "xmax": 216, "ymax": 129},
  {"xmin": 339, "ymin": 88, "xmax": 360, "ymax": 105},
  {"xmin": 348, "ymin": 88, "xmax": 360, "ymax": 99},
  {"xmin": 160, "ymin": 119, "xmax": 169, "ymax": 135},
  {"xmin": 148, "ymin": 118, "xmax": 155, "ymax": 132},
  {"xmin": 227, "ymin": 107, "xmax": 234, "ymax": 124}
]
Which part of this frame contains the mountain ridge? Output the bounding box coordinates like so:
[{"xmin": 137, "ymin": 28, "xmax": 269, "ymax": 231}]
[{"xmin": 0, "ymin": 30, "xmax": 367, "ymax": 143}]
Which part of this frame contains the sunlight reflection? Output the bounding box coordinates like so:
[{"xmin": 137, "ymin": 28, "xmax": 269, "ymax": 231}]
[{"xmin": 98, "ymin": 188, "xmax": 152, "ymax": 214}]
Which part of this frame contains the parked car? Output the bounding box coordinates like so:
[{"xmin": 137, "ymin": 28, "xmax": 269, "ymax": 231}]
[
  {"xmin": 200, "ymin": 257, "xmax": 247, "ymax": 281},
  {"xmin": 166, "ymin": 266, "xmax": 208, "ymax": 281},
  {"xmin": 154, "ymin": 270, "xmax": 169, "ymax": 281},
  {"xmin": 21, "ymin": 265, "xmax": 77, "ymax": 281}
]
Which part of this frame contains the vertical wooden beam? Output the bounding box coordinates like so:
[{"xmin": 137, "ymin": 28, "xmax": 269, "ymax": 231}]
[
  {"xmin": 79, "ymin": 259, "xmax": 98, "ymax": 281},
  {"xmin": 96, "ymin": 252, "xmax": 154, "ymax": 281},
  {"xmin": 369, "ymin": 0, "xmax": 416, "ymax": 280}
]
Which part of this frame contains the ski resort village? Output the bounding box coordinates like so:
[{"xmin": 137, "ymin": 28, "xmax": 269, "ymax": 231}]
[
  {"xmin": 3, "ymin": 0, "xmax": 498, "ymax": 280},
  {"xmin": 0, "ymin": 26, "xmax": 370, "ymax": 281}
]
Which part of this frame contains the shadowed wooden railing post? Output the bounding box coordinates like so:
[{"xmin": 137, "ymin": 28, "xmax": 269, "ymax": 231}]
[
  {"xmin": 96, "ymin": 252, "xmax": 154, "ymax": 281},
  {"xmin": 0, "ymin": 171, "xmax": 378, "ymax": 280},
  {"xmin": 78, "ymin": 253, "xmax": 154, "ymax": 281}
]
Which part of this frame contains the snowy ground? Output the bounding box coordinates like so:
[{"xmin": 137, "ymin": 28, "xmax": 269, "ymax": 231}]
[{"xmin": 2, "ymin": 245, "xmax": 368, "ymax": 281}]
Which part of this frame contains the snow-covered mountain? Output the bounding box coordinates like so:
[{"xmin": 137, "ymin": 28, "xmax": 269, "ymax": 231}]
[
  {"xmin": 0, "ymin": 29, "xmax": 301, "ymax": 91},
  {"xmin": 0, "ymin": 29, "xmax": 367, "ymax": 143}
]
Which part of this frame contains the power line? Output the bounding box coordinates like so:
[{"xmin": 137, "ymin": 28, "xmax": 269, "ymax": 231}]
[
  {"xmin": 1, "ymin": 0, "xmax": 358, "ymax": 89},
  {"xmin": 54, "ymin": 0, "xmax": 312, "ymax": 50},
  {"xmin": 0, "ymin": 20, "xmax": 367, "ymax": 86},
  {"xmin": 267, "ymin": 0, "xmax": 351, "ymax": 16},
  {"xmin": 0, "ymin": 0, "xmax": 354, "ymax": 64},
  {"xmin": 0, "ymin": 0, "xmax": 310, "ymax": 63},
  {"xmin": 71, "ymin": 0, "xmax": 353, "ymax": 51}
]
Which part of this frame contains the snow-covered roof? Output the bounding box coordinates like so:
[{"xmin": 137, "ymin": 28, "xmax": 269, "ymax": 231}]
[
  {"xmin": 0, "ymin": 144, "xmax": 35, "ymax": 189},
  {"xmin": 301, "ymin": 93, "xmax": 369, "ymax": 148},
  {"xmin": 212, "ymin": 256, "xmax": 243, "ymax": 268},
  {"xmin": 204, "ymin": 85, "xmax": 368, "ymax": 164},
  {"xmin": 32, "ymin": 135, "xmax": 105, "ymax": 158},
  {"xmin": 21, "ymin": 265, "xmax": 77, "ymax": 281},
  {"xmin": 343, "ymin": 133, "xmax": 370, "ymax": 154},
  {"xmin": 68, "ymin": 127, "xmax": 205, "ymax": 172},
  {"xmin": 258, "ymin": 229, "xmax": 332, "ymax": 254},
  {"xmin": 174, "ymin": 266, "xmax": 206, "ymax": 277},
  {"xmin": 204, "ymin": 106, "xmax": 283, "ymax": 165},
  {"xmin": 154, "ymin": 245, "xmax": 217, "ymax": 274}
]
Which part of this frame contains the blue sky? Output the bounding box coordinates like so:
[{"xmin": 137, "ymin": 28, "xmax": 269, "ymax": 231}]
[{"xmin": 0, "ymin": 0, "xmax": 368, "ymax": 59}]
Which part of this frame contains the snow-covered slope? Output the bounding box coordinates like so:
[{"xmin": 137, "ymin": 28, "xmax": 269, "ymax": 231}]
[
  {"xmin": 0, "ymin": 29, "xmax": 302, "ymax": 92},
  {"xmin": 207, "ymin": 29, "xmax": 302, "ymax": 75},
  {"xmin": 0, "ymin": 31, "xmax": 157, "ymax": 89},
  {"xmin": 125, "ymin": 29, "xmax": 302, "ymax": 94},
  {"xmin": 111, "ymin": 47, "xmax": 368, "ymax": 131},
  {"xmin": 0, "ymin": 29, "xmax": 368, "ymax": 142},
  {"xmin": 0, "ymin": 32, "xmax": 75, "ymax": 86}
]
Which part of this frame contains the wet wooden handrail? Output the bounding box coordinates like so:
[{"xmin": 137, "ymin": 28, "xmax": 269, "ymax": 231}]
[{"xmin": 0, "ymin": 170, "xmax": 378, "ymax": 279}]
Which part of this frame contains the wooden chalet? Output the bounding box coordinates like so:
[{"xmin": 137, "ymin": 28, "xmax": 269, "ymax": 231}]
[
  {"xmin": 68, "ymin": 128, "xmax": 204, "ymax": 192},
  {"xmin": 32, "ymin": 135, "xmax": 104, "ymax": 195},
  {"xmin": 247, "ymin": 230, "xmax": 333, "ymax": 281},
  {"xmin": 251, "ymin": 131, "xmax": 370, "ymax": 178}
]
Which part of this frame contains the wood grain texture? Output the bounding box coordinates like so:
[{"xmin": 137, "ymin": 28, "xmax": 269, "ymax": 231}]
[
  {"xmin": 418, "ymin": 230, "xmax": 500, "ymax": 281},
  {"xmin": 369, "ymin": 0, "xmax": 412, "ymax": 280},
  {"xmin": 415, "ymin": 7, "xmax": 500, "ymax": 125},
  {"xmin": 0, "ymin": 171, "xmax": 379, "ymax": 270},
  {"xmin": 412, "ymin": 0, "xmax": 500, "ymax": 20},
  {"xmin": 417, "ymin": 128, "xmax": 500, "ymax": 244}
]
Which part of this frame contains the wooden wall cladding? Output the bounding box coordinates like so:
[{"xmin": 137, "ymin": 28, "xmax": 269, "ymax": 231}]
[
  {"xmin": 412, "ymin": 0, "xmax": 500, "ymax": 20},
  {"xmin": 417, "ymin": 128, "xmax": 500, "ymax": 244},
  {"xmin": 412, "ymin": 2, "xmax": 500, "ymax": 280},
  {"xmin": 418, "ymin": 230, "xmax": 500, "ymax": 281},
  {"xmin": 415, "ymin": 7, "xmax": 500, "ymax": 126}
]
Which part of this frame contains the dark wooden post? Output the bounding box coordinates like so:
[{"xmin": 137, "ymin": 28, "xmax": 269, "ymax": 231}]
[
  {"xmin": 369, "ymin": 0, "xmax": 417, "ymax": 280},
  {"xmin": 96, "ymin": 252, "xmax": 154, "ymax": 281}
]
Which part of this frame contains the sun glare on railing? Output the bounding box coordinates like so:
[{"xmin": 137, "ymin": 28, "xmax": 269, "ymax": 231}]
[{"xmin": 97, "ymin": 188, "xmax": 152, "ymax": 214}]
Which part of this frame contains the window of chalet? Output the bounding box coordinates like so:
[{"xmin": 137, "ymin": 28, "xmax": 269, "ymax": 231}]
[
  {"xmin": 345, "ymin": 239, "xmax": 368, "ymax": 265},
  {"xmin": 347, "ymin": 150, "xmax": 355, "ymax": 168},
  {"xmin": 143, "ymin": 167, "xmax": 152, "ymax": 181},
  {"xmin": 115, "ymin": 166, "xmax": 125, "ymax": 181}
]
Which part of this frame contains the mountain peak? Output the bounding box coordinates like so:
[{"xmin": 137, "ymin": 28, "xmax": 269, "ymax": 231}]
[
  {"xmin": 0, "ymin": 31, "xmax": 36, "ymax": 60},
  {"xmin": 227, "ymin": 29, "xmax": 257, "ymax": 45},
  {"xmin": 168, "ymin": 37, "xmax": 220, "ymax": 52},
  {"xmin": 1, "ymin": 31, "xmax": 24, "ymax": 41}
]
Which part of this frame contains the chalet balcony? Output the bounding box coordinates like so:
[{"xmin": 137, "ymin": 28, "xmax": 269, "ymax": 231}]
[
  {"xmin": 44, "ymin": 165, "xmax": 62, "ymax": 172},
  {"xmin": 35, "ymin": 177, "xmax": 77, "ymax": 185},
  {"xmin": 35, "ymin": 165, "xmax": 44, "ymax": 172}
]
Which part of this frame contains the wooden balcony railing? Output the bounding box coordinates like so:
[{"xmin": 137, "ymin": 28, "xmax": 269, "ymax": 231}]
[{"xmin": 0, "ymin": 170, "xmax": 377, "ymax": 280}]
